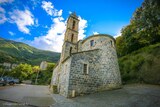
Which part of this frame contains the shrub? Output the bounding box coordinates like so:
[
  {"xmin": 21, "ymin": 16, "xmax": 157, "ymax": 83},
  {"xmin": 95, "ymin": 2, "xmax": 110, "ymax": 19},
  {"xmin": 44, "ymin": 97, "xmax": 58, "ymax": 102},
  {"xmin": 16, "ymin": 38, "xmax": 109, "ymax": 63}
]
[{"xmin": 119, "ymin": 43, "xmax": 160, "ymax": 84}]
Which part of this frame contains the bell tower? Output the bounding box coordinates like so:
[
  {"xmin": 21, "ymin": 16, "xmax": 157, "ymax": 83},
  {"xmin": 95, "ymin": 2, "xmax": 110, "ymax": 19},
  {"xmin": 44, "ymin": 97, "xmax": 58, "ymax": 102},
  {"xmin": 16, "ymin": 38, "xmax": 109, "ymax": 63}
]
[
  {"xmin": 64, "ymin": 12, "xmax": 79, "ymax": 43},
  {"xmin": 60, "ymin": 12, "xmax": 79, "ymax": 61}
]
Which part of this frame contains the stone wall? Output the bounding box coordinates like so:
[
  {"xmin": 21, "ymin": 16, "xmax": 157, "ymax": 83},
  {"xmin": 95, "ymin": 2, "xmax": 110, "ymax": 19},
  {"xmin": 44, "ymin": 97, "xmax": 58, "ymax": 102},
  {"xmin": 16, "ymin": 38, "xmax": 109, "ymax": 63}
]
[
  {"xmin": 51, "ymin": 34, "xmax": 121, "ymax": 98},
  {"xmin": 81, "ymin": 35, "xmax": 115, "ymax": 51},
  {"xmin": 66, "ymin": 35, "xmax": 121, "ymax": 97},
  {"xmin": 66, "ymin": 16, "xmax": 79, "ymax": 32},
  {"xmin": 64, "ymin": 14, "xmax": 79, "ymax": 44},
  {"xmin": 68, "ymin": 49, "xmax": 101, "ymax": 97},
  {"xmin": 51, "ymin": 65, "xmax": 60, "ymax": 86},
  {"xmin": 77, "ymin": 40, "xmax": 83, "ymax": 52},
  {"xmin": 58, "ymin": 58, "xmax": 72, "ymax": 97},
  {"xmin": 64, "ymin": 29, "xmax": 78, "ymax": 44},
  {"xmin": 60, "ymin": 42, "xmax": 77, "ymax": 62},
  {"xmin": 98, "ymin": 43, "xmax": 121, "ymax": 90},
  {"xmin": 51, "ymin": 58, "xmax": 71, "ymax": 97}
]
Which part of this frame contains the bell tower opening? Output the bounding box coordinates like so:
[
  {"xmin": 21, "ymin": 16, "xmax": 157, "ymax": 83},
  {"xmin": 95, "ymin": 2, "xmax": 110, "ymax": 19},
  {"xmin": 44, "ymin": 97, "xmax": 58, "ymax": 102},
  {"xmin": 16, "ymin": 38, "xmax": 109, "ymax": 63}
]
[
  {"xmin": 72, "ymin": 20, "xmax": 76, "ymax": 30},
  {"xmin": 71, "ymin": 34, "xmax": 74, "ymax": 42},
  {"xmin": 60, "ymin": 12, "xmax": 79, "ymax": 61},
  {"xmin": 64, "ymin": 12, "xmax": 79, "ymax": 43}
]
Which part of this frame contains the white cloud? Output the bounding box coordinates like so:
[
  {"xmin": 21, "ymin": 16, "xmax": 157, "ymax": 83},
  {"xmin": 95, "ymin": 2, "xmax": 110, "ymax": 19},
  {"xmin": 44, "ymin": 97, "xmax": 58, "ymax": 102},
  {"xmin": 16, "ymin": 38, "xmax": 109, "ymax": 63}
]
[
  {"xmin": 30, "ymin": 15, "xmax": 88, "ymax": 52},
  {"xmin": 8, "ymin": 31, "xmax": 15, "ymax": 36},
  {"xmin": 15, "ymin": 37, "xmax": 24, "ymax": 41},
  {"xmin": 41, "ymin": 1, "xmax": 62, "ymax": 17},
  {"xmin": 0, "ymin": 0, "xmax": 88, "ymax": 53},
  {"xmin": 9, "ymin": 9, "xmax": 35, "ymax": 34},
  {"xmin": 30, "ymin": 0, "xmax": 41, "ymax": 9},
  {"xmin": 0, "ymin": 12, "xmax": 6, "ymax": 24},
  {"xmin": 57, "ymin": 9, "xmax": 62, "ymax": 16},
  {"xmin": 78, "ymin": 16, "xmax": 87, "ymax": 40},
  {"xmin": 4, "ymin": 1, "xmax": 88, "ymax": 52},
  {"xmin": 0, "ymin": 7, "xmax": 7, "ymax": 24},
  {"xmin": 93, "ymin": 31, "xmax": 99, "ymax": 35},
  {"xmin": 0, "ymin": 0, "xmax": 14, "ymax": 4},
  {"xmin": 41, "ymin": 1, "xmax": 53, "ymax": 16},
  {"xmin": 69, "ymin": 11, "xmax": 72, "ymax": 14},
  {"xmin": 35, "ymin": 18, "xmax": 39, "ymax": 26},
  {"xmin": 0, "ymin": 7, "xmax": 5, "ymax": 13},
  {"xmin": 30, "ymin": 16, "xmax": 65, "ymax": 52},
  {"xmin": 114, "ymin": 30, "xmax": 121, "ymax": 38}
]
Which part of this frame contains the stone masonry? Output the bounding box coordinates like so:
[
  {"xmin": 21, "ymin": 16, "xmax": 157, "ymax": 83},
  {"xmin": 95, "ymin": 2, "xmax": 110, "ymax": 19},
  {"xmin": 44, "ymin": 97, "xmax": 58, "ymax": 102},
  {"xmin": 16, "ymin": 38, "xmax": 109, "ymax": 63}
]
[{"xmin": 51, "ymin": 13, "xmax": 122, "ymax": 98}]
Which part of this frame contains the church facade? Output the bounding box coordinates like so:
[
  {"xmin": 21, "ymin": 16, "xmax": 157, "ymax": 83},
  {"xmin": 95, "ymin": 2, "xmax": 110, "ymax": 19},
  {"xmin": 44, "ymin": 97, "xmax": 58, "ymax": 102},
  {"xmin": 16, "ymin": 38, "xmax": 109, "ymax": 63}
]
[{"xmin": 51, "ymin": 13, "xmax": 121, "ymax": 98}]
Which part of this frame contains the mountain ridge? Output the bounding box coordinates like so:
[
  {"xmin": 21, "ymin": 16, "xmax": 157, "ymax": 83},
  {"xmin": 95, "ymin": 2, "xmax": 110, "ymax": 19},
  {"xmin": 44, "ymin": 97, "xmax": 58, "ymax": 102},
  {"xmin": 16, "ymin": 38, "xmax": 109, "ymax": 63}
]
[{"xmin": 0, "ymin": 37, "xmax": 60, "ymax": 65}]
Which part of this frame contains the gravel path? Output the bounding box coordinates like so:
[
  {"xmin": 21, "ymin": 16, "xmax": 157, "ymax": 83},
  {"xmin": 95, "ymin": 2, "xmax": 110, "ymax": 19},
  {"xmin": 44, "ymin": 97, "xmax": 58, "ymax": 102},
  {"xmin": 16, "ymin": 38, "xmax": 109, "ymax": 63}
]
[
  {"xmin": 0, "ymin": 84, "xmax": 55, "ymax": 107},
  {"xmin": 0, "ymin": 84, "xmax": 159, "ymax": 107},
  {"xmin": 52, "ymin": 84, "xmax": 160, "ymax": 107}
]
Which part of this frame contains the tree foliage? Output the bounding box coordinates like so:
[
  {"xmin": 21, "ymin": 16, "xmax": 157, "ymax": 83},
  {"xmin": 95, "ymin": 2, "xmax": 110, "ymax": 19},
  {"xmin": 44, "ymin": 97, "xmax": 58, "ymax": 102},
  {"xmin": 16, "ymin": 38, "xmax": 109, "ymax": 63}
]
[
  {"xmin": 1, "ymin": 62, "xmax": 55, "ymax": 85},
  {"xmin": 32, "ymin": 66, "xmax": 40, "ymax": 72},
  {"xmin": 119, "ymin": 43, "xmax": 160, "ymax": 84},
  {"xmin": 11, "ymin": 64, "xmax": 33, "ymax": 81},
  {"xmin": 31, "ymin": 63, "xmax": 55, "ymax": 85},
  {"xmin": 116, "ymin": 0, "xmax": 160, "ymax": 57},
  {"xmin": 46, "ymin": 63, "xmax": 55, "ymax": 72},
  {"xmin": 36, "ymin": 63, "xmax": 55, "ymax": 85}
]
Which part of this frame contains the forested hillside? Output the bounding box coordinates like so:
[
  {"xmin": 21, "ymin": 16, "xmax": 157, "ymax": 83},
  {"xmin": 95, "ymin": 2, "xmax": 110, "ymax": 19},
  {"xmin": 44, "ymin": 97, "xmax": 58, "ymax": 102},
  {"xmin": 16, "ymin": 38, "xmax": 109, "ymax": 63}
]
[
  {"xmin": 116, "ymin": 0, "xmax": 160, "ymax": 84},
  {"xmin": 0, "ymin": 37, "xmax": 60, "ymax": 65},
  {"xmin": 116, "ymin": 0, "xmax": 160, "ymax": 57},
  {"xmin": 119, "ymin": 43, "xmax": 160, "ymax": 84}
]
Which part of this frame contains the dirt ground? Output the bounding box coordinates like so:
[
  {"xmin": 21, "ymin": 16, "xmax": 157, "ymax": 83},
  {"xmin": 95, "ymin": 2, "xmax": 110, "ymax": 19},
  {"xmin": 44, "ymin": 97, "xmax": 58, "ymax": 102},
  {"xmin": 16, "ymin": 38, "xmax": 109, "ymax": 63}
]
[
  {"xmin": 52, "ymin": 84, "xmax": 160, "ymax": 107},
  {"xmin": 0, "ymin": 84, "xmax": 160, "ymax": 107}
]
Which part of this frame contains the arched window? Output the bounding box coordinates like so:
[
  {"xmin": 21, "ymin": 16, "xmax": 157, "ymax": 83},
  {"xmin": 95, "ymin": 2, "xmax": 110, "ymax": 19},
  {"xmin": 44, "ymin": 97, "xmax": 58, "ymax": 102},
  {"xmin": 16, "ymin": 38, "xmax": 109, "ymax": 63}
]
[
  {"xmin": 71, "ymin": 34, "xmax": 74, "ymax": 42},
  {"xmin": 72, "ymin": 20, "xmax": 76, "ymax": 29},
  {"xmin": 90, "ymin": 40, "xmax": 94, "ymax": 47},
  {"xmin": 110, "ymin": 40, "xmax": 112, "ymax": 46}
]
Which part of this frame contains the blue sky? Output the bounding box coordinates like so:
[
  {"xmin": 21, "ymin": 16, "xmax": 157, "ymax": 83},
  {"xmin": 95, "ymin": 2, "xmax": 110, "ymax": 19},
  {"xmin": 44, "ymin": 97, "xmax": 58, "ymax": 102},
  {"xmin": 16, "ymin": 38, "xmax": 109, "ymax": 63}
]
[{"xmin": 0, "ymin": 0, "xmax": 144, "ymax": 52}]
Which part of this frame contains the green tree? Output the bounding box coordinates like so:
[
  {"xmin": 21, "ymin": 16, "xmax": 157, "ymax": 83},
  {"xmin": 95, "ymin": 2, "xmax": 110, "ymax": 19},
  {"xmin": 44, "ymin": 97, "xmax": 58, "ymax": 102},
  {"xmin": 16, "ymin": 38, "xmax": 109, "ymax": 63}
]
[
  {"xmin": 117, "ymin": 0, "xmax": 160, "ymax": 56},
  {"xmin": 116, "ymin": 36, "xmax": 126, "ymax": 56},
  {"xmin": 0, "ymin": 68, "xmax": 4, "ymax": 77},
  {"xmin": 46, "ymin": 63, "xmax": 55, "ymax": 72},
  {"xmin": 35, "ymin": 63, "xmax": 55, "ymax": 85},
  {"xmin": 32, "ymin": 66, "xmax": 40, "ymax": 72},
  {"xmin": 11, "ymin": 64, "xmax": 33, "ymax": 81}
]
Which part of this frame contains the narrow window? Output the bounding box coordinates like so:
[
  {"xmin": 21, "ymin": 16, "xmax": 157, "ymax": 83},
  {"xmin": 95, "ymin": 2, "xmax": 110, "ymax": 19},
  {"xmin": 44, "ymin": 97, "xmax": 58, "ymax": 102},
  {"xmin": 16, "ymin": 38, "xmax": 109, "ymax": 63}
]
[
  {"xmin": 83, "ymin": 64, "xmax": 88, "ymax": 74},
  {"xmin": 71, "ymin": 34, "xmax": 74, "ymax": 42},
  {"xmin": 110, "ymin": 40, "xmax": 113, "ymax": 46},
  {"xmin": 90, "ymin": 40, "xmax": 94, "ymax": 47},
  {"xmin": 72, "ymin": 20, "xmax": 76, "ymax": 29},
  {"xmin": 70, "ymin": 47, "xmax": 72, "ymax": 55}
]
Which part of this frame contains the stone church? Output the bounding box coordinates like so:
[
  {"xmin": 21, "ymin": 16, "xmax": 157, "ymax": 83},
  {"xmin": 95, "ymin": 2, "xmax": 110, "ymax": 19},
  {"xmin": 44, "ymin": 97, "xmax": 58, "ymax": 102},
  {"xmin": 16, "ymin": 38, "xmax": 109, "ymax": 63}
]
[{"xmin": 51, "ymin": 13, "xmax": 121, "ymax": 98}]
